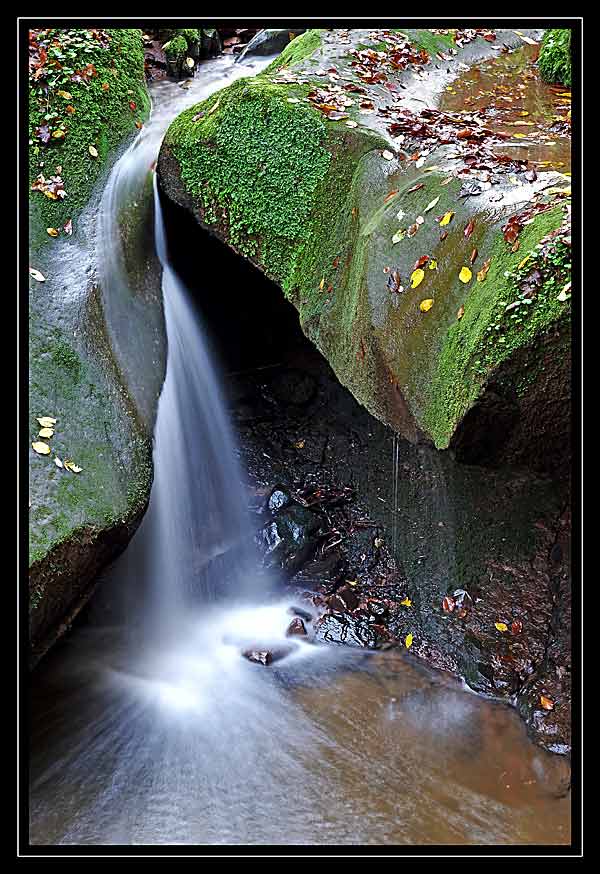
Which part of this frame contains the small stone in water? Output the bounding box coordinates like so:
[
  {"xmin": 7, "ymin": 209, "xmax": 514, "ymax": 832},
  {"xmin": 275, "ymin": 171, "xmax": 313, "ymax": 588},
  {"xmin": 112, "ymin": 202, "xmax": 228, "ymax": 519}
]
[
  {"xmin": 243, "ymin": 650, "xmax": 273, "ymax": 666},
  {"xmin": 286, "ymin": 617, "xmax": 307, "ymax": 637},
  {"xmin": 287, "ymin": 605, "xmax": 313, "ymax": 623}
]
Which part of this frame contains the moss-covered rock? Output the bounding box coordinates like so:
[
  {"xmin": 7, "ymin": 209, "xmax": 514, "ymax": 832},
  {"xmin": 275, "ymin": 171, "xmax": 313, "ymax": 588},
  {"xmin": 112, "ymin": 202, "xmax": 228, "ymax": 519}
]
[
  {"xmin": 159, "ymin": 27, "xmax": 570, "ymax": 466},
  {"xmin": 29, "ymin": 29, "xmax": 150, "ymax": 248},
  {"xmin": 538, "ymin": 28, "xmax": 572, "ymax": 87},
  {"xmin": 28, "ymin": 28, "xmax": 165, "ymax": 666}
]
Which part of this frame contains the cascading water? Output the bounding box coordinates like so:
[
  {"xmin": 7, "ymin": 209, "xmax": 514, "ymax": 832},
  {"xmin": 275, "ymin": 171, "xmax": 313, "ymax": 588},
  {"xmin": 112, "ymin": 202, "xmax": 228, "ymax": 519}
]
[{"xmin": 28, "ymin": 55, "xmax": 571, "ymax": 848}]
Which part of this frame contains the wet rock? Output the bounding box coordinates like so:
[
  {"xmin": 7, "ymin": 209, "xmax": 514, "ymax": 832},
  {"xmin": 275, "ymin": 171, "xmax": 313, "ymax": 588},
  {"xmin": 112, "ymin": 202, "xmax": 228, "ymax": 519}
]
[
  {"xmin": 328, "ymin": 585, "xmax": 360, "ymax": 613},
  {"xmin": 256, "ymin": 505, "xmax": 321, "ymax": 575},
  {"xmin": 285, "ymin": 617, "xmax": 307, "ymax": 637},
  {"xmin": 268, "ymin": 486, "xmax": 292, "ymax": 513},
  {"xmin": 287, "ymin": 605, "xmax": 313, "ymax": 623},
  {"xmin": 314, "ymin": 611, "xmax": 388, "ymax": 649},
  {"xmin": 242, "ymin": 644, "xmax": 297, "ymax": 665},
  {"xmin": 235, "ymin": 28, "xmax": 306, "ymax": 62}
]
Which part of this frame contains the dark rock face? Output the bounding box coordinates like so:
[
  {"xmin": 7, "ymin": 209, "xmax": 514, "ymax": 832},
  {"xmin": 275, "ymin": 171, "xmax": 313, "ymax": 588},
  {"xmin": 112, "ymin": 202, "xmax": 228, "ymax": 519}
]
[
  {"xmin": 159, "ymin": 136, "xmax": 571, "ymax": 759},
  {"xmin": 256, "ymin": 505, "xmax": 322, "ymax": 575}
]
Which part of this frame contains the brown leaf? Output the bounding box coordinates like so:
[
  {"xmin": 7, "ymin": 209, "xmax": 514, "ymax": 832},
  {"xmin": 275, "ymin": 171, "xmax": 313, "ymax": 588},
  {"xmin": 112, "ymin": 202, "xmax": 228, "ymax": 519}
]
[
  {"xmin": 442, "ymin": 596, "xmax": 455, "ymax": 613},
  {"xmin": 464, "ymin": 219, "xmax": 475, "ymax": 239},
  {"xmin": 469, "ymin": 247, "xmax": 478, "ymax": 265}
]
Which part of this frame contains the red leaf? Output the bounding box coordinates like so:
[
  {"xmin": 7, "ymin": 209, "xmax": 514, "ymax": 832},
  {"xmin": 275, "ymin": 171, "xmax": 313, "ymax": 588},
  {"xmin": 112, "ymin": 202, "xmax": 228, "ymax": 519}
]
[{"xmin": 464, "ymin": 219, "xmax": 475, "ymax": 239}]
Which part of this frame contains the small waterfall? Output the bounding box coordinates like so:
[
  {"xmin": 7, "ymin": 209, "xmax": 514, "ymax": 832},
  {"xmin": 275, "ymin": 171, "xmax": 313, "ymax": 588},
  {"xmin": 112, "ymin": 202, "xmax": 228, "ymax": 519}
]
[{"xmin": 143, "ymin": 179, "xmax": 259, "ymax": 618}]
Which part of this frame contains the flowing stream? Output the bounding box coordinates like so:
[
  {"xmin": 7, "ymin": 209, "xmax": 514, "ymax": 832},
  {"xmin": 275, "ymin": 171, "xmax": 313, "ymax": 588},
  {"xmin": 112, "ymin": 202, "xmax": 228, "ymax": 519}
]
[{"xmin": 28, "ymin": 55, "xmax": 571, "ymax": 847}]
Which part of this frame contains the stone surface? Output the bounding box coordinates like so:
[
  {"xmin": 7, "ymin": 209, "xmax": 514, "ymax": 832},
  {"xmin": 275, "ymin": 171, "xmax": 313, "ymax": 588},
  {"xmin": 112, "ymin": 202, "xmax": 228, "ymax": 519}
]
[{"xmin": 158, "ymin": 27, "xmax": 571, "ymax": 468}]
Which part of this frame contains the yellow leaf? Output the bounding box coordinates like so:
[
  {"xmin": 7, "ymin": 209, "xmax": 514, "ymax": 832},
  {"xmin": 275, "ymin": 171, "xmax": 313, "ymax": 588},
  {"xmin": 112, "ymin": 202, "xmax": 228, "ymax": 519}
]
[
  {"xmin": 405, "ymin": 633, "xmax": 413, "ymax": 649},
  {"xmin": 457, "ymin": 305, "xmax": 465, "ymax": 320},
  {"xmin": 518, "ymin": 255, "xmax": 531, "ymax": 270},
  {"xmin": 52, "ymin": 129, "xmax": 65, "ymax": 139},
  {"xmin": 439, "ymin": 211, "xmax": 454, "ymax": 226},
  {"xmin": 64, "ymin": 460, "xmax": 83, "ymax": 473},
  {"xmin": 540, "ymin": 695, "xmax": 554, "ymax": 711},
  {"xmin": 294, "ymin": 440, "xmax": 305, "ymax": 449},
  {"xmin": 207, "ymin": 97, "xmax": 221, "ymax": 116},
  {"xmin": 459, "ymin": 267, "xmax": 472, "ymax": 283},
  {"xmin": 38, "ymin": 427, "xmax": 54, "ymax": 438},
  {"xmin": 57, "ymin": 90, "xmax": 72, "ymax": 99},
  {"xmin": 37, "ymin": 416, "xmax": 56, "ymax": 427},
  {"xmin": 319, "ymin": 277, "xmax": 325, "ymax": 291},
  {"xmin": 89, "ymin": 145, "xmax": 98, "ymax": 158},
  {"xmin": 419, "ymin": 298, "xmax": 434, "ymax": 312},
  {"xmin": 495, "ymin": 622, "xmax": 508, "ymax": 632},
  {"xmin": 54, "ymin": 457, "xmax": 63, "ymax": 468},
  {"xmin": 46, "ymin": 227, "xmax": 59, "ymax": 237},
  {"xmin": 410, "ymin": 268, "xmax": 425, "ymax": 288},
  {"xmin": 400, "ymin": 597, "xmax": 412, "ymax": 607},
  {"xmin": 32, "ymin": 442, "xmax": 51, "ymax": 455},
  {"xmin": 428, "ymin": 259, "xmax": 437, "ymax": 270}
]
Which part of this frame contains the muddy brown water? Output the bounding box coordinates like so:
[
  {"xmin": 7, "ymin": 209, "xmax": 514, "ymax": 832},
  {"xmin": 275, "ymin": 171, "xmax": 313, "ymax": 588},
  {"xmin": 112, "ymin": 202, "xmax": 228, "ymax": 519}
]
[
  {"xmin": 440, "ymin": 44, "xmax": 571, "ymax": 173},
  {"xmin": 28, "ymin": 601, "xmax": 571, "ymax": 847}
]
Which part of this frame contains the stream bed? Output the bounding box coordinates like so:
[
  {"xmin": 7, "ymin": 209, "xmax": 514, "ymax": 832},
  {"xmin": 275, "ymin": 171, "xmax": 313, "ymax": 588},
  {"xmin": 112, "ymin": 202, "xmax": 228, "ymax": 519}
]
[{"xmin": 28, "ymin": 45, "xmax": 571, "ymax": 848}]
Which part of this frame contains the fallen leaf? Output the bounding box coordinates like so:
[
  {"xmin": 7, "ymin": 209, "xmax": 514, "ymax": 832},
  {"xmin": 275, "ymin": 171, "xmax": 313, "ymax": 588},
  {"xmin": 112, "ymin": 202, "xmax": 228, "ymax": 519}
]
[
  {"xmin": 439, "ymin": 211, "xmax": 454, "ymax": 226},
  {"xmin": 54, "ymin": 457, "xmax": 63, "ymax": 468},
  {"xmin": 382, "ymin": 150, "xmax": 394, "ymax": 160},
  {"xmin": 459, "ymin": 266, "xmax": 472, "ymax": 283},
  {"xmin": 29, "ymin": 268, "xmax": 46, "ymax": 282},
  {"xmin": 410, "ymin": 268, "xmax": 425, "ymax": 288},
  {"xmin": 540, "ymin": 695, "xmax": 554, "ymax": 711},
  {"xmin": 64, "ymin": 460, "xmax": 83, "ymax": 473},
  {"xmin": 345, "ymin": 119, "xmax": 358, "ymax": 127},
  {"xmin": 405, "ymin": 632, "xmax": 413, "ymax": 649},
  {"xmin": 428, "ymin": 259, "xmax": 438, "ymax": 270},
  {"xmin": 286, "ymin": 97, "xmax": 300, "ymax": 103},
  {"xmin": 511, "ymin": 620, "xmax": 523, "ymax": 635},
  {"xmin": 457, "ymin": 305, "xmax": 465, "ymax": 320},
  {"xmin": 102, "ymin": 82, "xmax": 110, "ymax": 91},
  {"xmin": 419, "ymin": 298, "xmax": 434, "ymax": 312},
  {"xmin": 63, "ymin": 218, "xmax": 73, "ymax": 236},
  {"xmin": 469, "ymin": 248, "xmax": 478, "ymax": 265},
  {"xmin": 89, "ymin": 145, "xmax": 98, "ymax": 158},
  {"xmin": 135, "ymin": 120, "xmax": 143, "ymax": 129},
  {"xmin": 46, "ymin": 227, "xmax": 59, "ymax": 237},
  {"xmin": 424, "ymin": 195, "xmax": 440, "ymax": 213},
  {"xmin": 442, "ymin": 595, "xmax": 455, "ymax": 613},
  {"xmin": 464, "ymin": 219, "xmax": 475, "ymax": 238},
  {"xmin": 37, "ymin": 416, "xmax": 56, "ymax": 427},
  {"xmin": 57, "ymin": 90, "xmax": 72, "ymax": 99},
  {"xmin": 294, "ymin": 440, "xmax": 305, "ymax": 449},
  {"xmin": 129, "ymin": 101, "xmax": 136, "ymax": 111},
  {"xmin": 65, "ymin": 105, "xmax": 76, "ymax": 115},
  {"xmin": 38, "ymin": 427, "xmax": 54, "ymax": 438},
  {"xmin": 407, "ymin": 183, "xmax": 424, "ymax": 193},
  {"xmin": 32, "ymin": 442, "xmax": 51, "ymax": 455},
  {"xmin": 400, "ymin": 597, "xmax": 412, "ymax": 607},
  {"xmin": 391, "ymin": 229, "xmax": 406, "ymax": 244},
  {"xmin": 207, "ymin": 97, "xmax": 221, "ymax": 116},
  {"xmin": 52, "ymin": 130, "xmax": 65, "ymax": 140},
  {"xmin": 495, "ymin": 622, "xmax": 508, "ymax": 632},
  {"xmin": 477, "ymin": 259, "xmax": 491, "ymax": 282}
]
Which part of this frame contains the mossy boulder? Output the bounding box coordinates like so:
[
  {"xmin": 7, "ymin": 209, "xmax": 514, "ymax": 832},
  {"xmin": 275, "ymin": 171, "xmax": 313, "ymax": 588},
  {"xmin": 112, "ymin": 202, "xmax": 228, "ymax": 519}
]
[
  {"xmin": 28, "ymin": 29, "xmax": 165, "ymax": 665},
  {"xmin": 538, "ymin": 28, "xmax": 572, "ymax": 87},
  {"xmin": 159, "ymin": 27, "xmax": 570, "ymax": 467}
]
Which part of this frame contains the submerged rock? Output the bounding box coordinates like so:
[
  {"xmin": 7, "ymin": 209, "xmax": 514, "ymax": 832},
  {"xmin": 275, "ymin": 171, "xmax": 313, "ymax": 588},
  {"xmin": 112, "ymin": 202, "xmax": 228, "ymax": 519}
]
[
  {"xmin": 285, "ymin": 617, "xmax": 307, "ymax": 637},
  {"xmin": 242, "ymin": 644, "xmax": 297, "ymax": 665},
  {"xmin": 287, "ymin": 605, "xmax": 313, "ymax": 623},
  {"xmin": 256, "ymin": 505, "xmax": 322, "ymax": 574}
]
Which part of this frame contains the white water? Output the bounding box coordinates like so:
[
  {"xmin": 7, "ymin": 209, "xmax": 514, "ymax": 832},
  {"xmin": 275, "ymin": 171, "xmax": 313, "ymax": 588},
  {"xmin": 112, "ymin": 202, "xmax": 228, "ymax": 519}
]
[{"xmin": 28, "ymin": 55, "xmax": 571, "ymax": 848}]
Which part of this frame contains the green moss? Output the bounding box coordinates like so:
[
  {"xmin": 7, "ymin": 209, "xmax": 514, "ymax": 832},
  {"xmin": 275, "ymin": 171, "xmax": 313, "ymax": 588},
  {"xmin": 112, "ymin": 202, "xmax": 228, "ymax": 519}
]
[
  {"xmin": 539, "ymin": 29, "xmax": 571, "ymax": 87},
  {"xmin": 50, "ymin": 340, "xmax": 82, "ymax": 381},
  {"xmin": 28, "ymin": 28, "xmax": 149, "ymax": 247},
  {"xmin": 423, "ymin": 205, "xmax": 569, "ymax": 447},
  {"xmin": 165, "ymin": 34, "xmax": 188, "ymax": 61},
  {"xmin": 264, "ymin": 29, "xmax": 324, "ymax": 73},
  {"xmin": 165, "ymin": 77, "xmax": 333, "ymax": 288},
  {"xmin": 405, "ymin": 29, "xmax": 456, "ymax": 56},
  {"xmin": 177, "ymin": 28, "xmax": 200, "ymax": 46}
]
